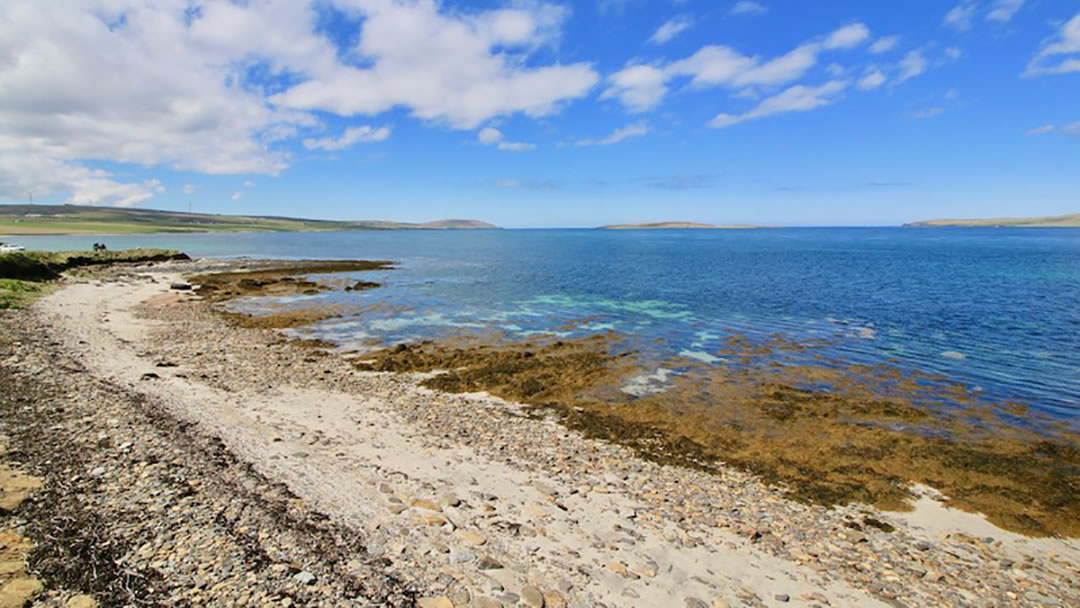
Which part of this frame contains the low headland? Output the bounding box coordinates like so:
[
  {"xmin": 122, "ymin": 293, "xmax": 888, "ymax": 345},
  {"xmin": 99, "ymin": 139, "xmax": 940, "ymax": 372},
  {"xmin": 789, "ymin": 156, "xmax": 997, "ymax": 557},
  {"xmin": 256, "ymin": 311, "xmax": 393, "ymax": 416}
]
[
  {"xmin": 598, "ymin": 222, "xmax": 764, "ymax": 229},
  {"xmin": 906, "ymin": 212, "xmax": 1080, "ymax": 227},
  {"xmin": 0, "ymin": 250, "xmax": 1077, "ymax": 606},
  {"xmin": 0, "ymin": 204, "xmax": 497, "ymax": 235}
]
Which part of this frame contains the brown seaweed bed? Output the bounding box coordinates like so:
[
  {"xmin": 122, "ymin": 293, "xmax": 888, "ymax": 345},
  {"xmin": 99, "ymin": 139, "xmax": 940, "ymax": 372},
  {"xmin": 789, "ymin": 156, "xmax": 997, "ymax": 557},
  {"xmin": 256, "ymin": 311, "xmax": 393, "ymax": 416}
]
[
  {"xmin": 355, "ymin": 336, "xmax": 1080, "ymax": 538},
  {"xmin": 191, "ymin": 261, "xmax": 1080, "ymax": 538}
]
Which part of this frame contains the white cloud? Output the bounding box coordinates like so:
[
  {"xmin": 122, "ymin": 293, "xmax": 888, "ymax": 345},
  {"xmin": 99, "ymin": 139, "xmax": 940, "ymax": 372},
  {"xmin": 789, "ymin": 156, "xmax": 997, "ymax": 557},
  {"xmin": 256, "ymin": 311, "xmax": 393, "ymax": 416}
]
[
  {"xmin": 1025, "ymin": 124, "xmax": 1054, "ymax": 135},
  {"xmin": 478, "ymin": 127, "xmax": 504, "ymax": 145},
  {"xmin": 709, "ymin": 80, "xmax": 849, "ymax": 128},
  {"xmin": 944, "ymin": 47, "xmax": 963, "ymax": 62},
  {"xmin": 870, "ymin": 36, "xmax": 901, "ymax": 54},
  {"xmin": 231, "ymin": 191, "xmax": 243, "ymax": 201},
  {"xmin": 1063, "ymin": 121, "xmax": 1080, "ymax": 136},
  {"xmin": 605, "ymin": 22, "xmax": 869, "ymax": 114},
  {"xmin": 897, "ymin": 51, "xmax": 928, "ymax": 83},
  {"xmin": 575, "ymin": 122, "xmax": 649, "ymax": 146},
  {"xmin": 243, "ymin": 180, "xmax": 255, "ymax": 188},
  {"xmin": 945, "ymin": 88, "xmax": 959, "ymax": 100},
  {"xmin": 1025, "ymin": 12, "xmax": 1080, "ymax": 76},
  {"xmin": 987, "ymin": 0, "xmax": 1024, "ymax": 23},
  {"xmin": 944, "ymin": 2, "xmax": 977, "ymax": 31},
  {"xmin": 183, "ymin": 184, "xmax": 196, "ymax": 195},
  {"xmin": 272, "ymin": 0, "xmax": 598, "ymax": 129},
  {"xmin": 906, "ymin": 107, "xmax": 945, "ymax": 119},
  {"xmin": 650, "ymin": 15, "xmax": 694, "ymax": 45},
  {"xmin": 0, "ymin": 0, "xmax": 595, "ymax": 207},
  {"xmin": 497, "ymin": 142, "xmax": 536, "ymax": 151},
  {"xmin": 476, "ymin": 126, "xmax": 534, "ymax": 151},
  {"xmin": 857, "ymin": 71, "xmax": 886, "ymax": 90},
  {"xmin": 730, "ymin": 2, "xmax": 768, "ymax": 16},
  {"xmin": 303, "ymin": 125, "xmax": 391, "ymax": 150},
  {"xmin": 824, "ymin": 23, "xmax": 870, "ymax": 50},
  {"xmin": 601, "ymin": 64, "xmax": 670, "ymax": 113},
  {"xmin": 826, "ymin": 63, "xmax": 846, "ymax": 77}
]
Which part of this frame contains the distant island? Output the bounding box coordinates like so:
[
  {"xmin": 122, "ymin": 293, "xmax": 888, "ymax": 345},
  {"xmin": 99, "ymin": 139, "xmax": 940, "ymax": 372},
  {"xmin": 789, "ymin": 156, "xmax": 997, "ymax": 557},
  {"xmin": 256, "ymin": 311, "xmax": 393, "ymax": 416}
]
[
  {"xmin": 0, "ymin": 204, "xmax": 497, "ymax": 235},
  {"xmin": 599, "ymin": 222, "xmax": 763, "ymax": 229},
  {"xmin": 906, "ymin": 212, "xmax": 1080, "ymax": 228}
]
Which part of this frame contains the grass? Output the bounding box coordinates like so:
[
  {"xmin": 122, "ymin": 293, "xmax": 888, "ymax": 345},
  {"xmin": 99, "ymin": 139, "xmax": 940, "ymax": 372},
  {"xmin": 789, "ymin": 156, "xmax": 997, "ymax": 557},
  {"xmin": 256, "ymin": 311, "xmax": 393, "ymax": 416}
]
[
  {"xmin": 0, "ymin": 279, "xmax": 45, "ymax": 309},
  {"xmin": 0, "ymin": 249, "xmax": 189, "ymax": 309}
]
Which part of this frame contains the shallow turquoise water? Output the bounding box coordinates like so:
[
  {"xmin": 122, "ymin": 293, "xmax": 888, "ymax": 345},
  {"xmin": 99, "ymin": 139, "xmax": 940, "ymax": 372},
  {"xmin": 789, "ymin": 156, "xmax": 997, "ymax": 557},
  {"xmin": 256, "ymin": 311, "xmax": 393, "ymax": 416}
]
[{"xmin": 12, "ymin": 227, "xmax": 1080, "ymax": 422}]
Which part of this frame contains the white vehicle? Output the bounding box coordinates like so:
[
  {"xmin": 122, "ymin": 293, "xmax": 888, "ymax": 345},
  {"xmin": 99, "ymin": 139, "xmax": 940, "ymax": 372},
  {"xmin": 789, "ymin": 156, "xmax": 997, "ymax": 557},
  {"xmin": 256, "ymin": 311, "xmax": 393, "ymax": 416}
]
[{"xmin": 0, "ymin": 243, "xmax": 26, "ymax": 252}]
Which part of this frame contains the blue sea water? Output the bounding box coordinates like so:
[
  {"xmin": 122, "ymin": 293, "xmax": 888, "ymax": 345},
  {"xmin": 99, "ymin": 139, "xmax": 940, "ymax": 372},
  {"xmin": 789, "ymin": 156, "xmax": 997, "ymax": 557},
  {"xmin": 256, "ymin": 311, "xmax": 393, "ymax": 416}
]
[{"xmin": 12, "ymin": 228, "xmax": 1080, "ymax": 423}]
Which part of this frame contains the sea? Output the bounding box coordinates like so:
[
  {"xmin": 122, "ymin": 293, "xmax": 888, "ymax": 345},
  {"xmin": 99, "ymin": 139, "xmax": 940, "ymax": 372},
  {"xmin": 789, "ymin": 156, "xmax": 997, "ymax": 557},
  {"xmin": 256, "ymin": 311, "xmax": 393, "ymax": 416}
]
[{"xmin": 13, "ymin": 227, "xmax": 1080, "ymax": 425}]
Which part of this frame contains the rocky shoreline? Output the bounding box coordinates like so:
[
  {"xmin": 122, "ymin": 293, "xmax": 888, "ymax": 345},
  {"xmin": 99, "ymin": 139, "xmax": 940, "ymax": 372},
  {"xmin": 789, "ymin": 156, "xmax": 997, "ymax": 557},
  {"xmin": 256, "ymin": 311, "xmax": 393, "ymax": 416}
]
[{"xmin": 1, "ymin": 258, "xmax": 1077, "ymax": 607}]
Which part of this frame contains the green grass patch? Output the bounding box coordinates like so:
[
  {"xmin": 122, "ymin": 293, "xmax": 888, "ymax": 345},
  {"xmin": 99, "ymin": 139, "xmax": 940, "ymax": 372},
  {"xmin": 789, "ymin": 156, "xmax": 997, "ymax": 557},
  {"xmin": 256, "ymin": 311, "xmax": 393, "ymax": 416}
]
[
  {"xmin": 0, "ymin": 278, "xmax": 44, "ymax": 309},
  {"xmin": 0, "ymin": 249, "xmax": 190, "ymax": 309}
]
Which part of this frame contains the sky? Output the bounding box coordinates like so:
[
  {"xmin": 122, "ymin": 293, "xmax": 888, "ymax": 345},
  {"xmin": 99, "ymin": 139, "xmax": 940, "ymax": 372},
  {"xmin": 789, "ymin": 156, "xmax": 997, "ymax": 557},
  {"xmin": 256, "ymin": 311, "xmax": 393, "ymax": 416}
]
[{"xmin": 0, "ymin": 0, "xmax": 1078, "ymax": 228}]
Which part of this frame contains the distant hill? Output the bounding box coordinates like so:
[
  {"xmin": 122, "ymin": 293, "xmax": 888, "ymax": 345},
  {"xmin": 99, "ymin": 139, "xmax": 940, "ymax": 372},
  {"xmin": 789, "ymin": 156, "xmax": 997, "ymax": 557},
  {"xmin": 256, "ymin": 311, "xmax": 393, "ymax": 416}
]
[
  {"xmin": 599, "ymin": 221, "xmax": 763, "ymax": 229},
  {"xmin": 905, "ymin": 213, "xmax": 1080, "ymax": 228},
  {"xmin": 0, "ymin": 204, "xmax": 498, "ymax": 235}
]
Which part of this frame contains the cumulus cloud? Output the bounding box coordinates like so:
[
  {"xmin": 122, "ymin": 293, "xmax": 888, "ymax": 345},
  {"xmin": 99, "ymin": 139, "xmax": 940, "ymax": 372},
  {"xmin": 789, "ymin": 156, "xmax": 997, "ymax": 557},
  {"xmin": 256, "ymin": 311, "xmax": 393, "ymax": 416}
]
[
  {"xmin": 231, "ymin": 191, "xmax": 243, "ymax": 201},
  {"xmin": 183, "ymin": 184, "xmax": 196, "ymax": 195},
  {"xmin": 987, "ymin": 0, "xmax": 1025, "ymax": 23},
  {"xmin": 824, "ymin": 23, "xmax": 870, "ymax": 50},
  {"xmin": 730, "ymin": 2, "xmax": 768, "ymax": 16},
  {"xmin": 272, "ymin": 0, "xmax": 598, "ymax": 129},
  {"xmin": 1025, "ymin": 12, "xmax": 1080, "ymax": 76},
  {"xmin": 650, "ymin": 15, "xmax": 694, "ymax": 44},
  {"xmin": 944, "ymin": 2, "xmax": 977, "ymax": 31},
  {"xmin": 857, "ymin": 70, "xmax": 887, "ymax": 90},
  {"xmin": 575, "ymin": 122, "xmax": 649, "ymax": 146},
  {"xmin": 870, "ymin": 36, "xmax": 901, "ymax": 54},
  {"xmin": 0, "ymin": 0, "xmax": 594, "ymax": 206},
  {"xmin": 604, "ymin": 22, "xmax": 870, "ymax": 113},
  {"xmin": 601, "ymin": 64, "xmax": 670, "ymax": 113},
  {"xmin": 897, "ymin": 50, "xmax": 928, "ymax": 83},
  {"xmin": 1025, "ymin": 124, "xmax": 1054, "ymax": 135},
  {"xmin": 303, "ymin": 126, "xmax": 391, "ymax": 150},
  {"xmin": 709, "ymin": 80, "xmax": 849, "ymax": 128},
  {"xmin": 476, "ymin": 127, "xmax": 535, "ymax": 151}
]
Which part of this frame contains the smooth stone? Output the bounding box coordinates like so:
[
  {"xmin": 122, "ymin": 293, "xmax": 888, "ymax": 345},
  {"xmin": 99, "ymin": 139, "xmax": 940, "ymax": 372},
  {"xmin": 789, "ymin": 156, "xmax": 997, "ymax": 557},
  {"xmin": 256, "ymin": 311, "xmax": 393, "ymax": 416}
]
[
  {"xmin": 66, "ymin": 596, "xmax": 99, "ymax": 608},
  {"xmin": 417, "ymin": 597, "xmax": 453, "ymax": 608},
  {"xmin": 456, "ymin": 530, "xmax": 488, "ymax": 546},
  {"xmin": 521, "ymin": 585, "xmax": 545, "ymax": 607}
]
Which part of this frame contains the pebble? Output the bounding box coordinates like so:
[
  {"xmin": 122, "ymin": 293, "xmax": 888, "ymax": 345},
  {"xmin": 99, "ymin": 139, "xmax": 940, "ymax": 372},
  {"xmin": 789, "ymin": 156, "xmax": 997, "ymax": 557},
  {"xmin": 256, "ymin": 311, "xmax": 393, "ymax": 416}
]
[{"xmin": 521, "ymin": 585, "xmax": 545, "ymax": 607}]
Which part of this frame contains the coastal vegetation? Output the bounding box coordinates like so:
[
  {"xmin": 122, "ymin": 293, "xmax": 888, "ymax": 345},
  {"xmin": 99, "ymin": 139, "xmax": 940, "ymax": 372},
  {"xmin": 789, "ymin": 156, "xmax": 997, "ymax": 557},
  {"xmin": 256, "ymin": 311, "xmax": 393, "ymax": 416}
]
[
  {"xmin": 0, "ymin": 204, "xmax": 497, "ymax": 235},
  {"xmin": 906, "ymin": 212, "xmax": 1080, "ymax": 227},
  {"xmin": 0, "ymin": 249, "xmax": 188, "ymax": 308}
]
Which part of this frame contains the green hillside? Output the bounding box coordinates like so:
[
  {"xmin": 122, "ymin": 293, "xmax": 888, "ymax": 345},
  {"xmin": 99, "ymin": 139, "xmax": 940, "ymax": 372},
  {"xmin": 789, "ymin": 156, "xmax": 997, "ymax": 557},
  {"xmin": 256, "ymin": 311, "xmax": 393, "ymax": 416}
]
[
  {"xmin": 0, "ymin": 204, "xmax": 497, "ymax": 235},
  {"xmin": 905, "ymin": 213, "xmax": 1080, "ymax": 227}
]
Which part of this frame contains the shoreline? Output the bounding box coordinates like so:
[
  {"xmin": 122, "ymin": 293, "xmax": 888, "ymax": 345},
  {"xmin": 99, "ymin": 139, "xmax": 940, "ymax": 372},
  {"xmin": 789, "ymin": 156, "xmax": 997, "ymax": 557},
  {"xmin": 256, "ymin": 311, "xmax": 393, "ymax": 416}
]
[{"xmin": 1, "ymin": 258, "xmax": 1078, "ymax": 606}]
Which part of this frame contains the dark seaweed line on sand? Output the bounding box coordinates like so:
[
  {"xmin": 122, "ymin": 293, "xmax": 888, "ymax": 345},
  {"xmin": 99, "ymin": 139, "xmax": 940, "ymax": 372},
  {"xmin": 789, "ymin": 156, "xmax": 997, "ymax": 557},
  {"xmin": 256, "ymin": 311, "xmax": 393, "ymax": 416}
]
[{"xmin": 0, "ymin": 315, "xmax": 417, "ymax": 606}]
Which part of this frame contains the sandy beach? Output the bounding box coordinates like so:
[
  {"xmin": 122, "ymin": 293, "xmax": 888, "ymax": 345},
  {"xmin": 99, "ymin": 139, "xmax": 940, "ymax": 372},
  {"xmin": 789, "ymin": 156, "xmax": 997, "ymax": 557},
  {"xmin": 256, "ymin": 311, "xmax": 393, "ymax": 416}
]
[{"xmin": 1, "ymin": 258, "xmax": 1078, "ymax": 607}]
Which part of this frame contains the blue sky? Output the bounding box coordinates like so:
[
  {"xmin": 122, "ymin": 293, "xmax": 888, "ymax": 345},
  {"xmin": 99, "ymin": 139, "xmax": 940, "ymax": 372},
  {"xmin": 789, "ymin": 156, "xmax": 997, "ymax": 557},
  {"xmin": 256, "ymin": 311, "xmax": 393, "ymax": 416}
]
[{"xmin": 1, "ymin": 0, "xmax": 1078, "ymax": 227}]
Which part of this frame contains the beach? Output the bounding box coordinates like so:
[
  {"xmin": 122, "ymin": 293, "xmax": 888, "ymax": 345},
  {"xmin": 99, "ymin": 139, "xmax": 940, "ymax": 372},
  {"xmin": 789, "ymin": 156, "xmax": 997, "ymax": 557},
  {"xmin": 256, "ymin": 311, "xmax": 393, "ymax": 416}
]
[{"xmin": 0, "ymin": 257, "xmax": 1077, "ymax": 607}]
